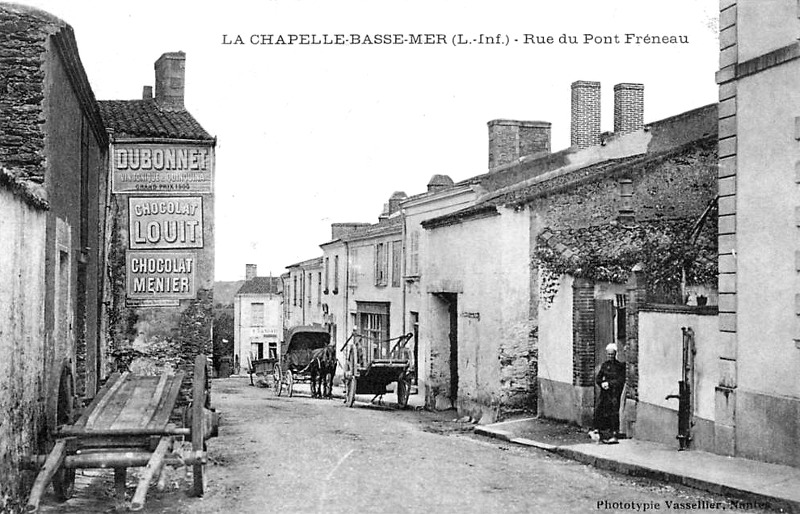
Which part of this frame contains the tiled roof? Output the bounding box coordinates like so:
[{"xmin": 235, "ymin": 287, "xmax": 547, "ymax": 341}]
[
  {"xmin": 286, "ymin": 256, "xmax": 323, "ymax": 269},
  {"xmin": 421, "ymin": 103, "xmax": 718, "ymax": 230},
  {"xmin": 340, "ymin": 215, "xmax": 402, "ymax": 242},
  {"xmin": 236, "ymin": 276, "xmax": 282, "ymax": 295},
  {"xmin": 98, "ymin": 100, "xmax": 213, "ymax": 140}
]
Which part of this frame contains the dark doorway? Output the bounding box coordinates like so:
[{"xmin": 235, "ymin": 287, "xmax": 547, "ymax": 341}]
[
  {"xmin": 410, "ymin": 312, "xmax": 419, "ymax": 385},
  {"xmin": 442, "ymin": 294, "xmax": 458, "ymax": 404},
  {"xmin": 594, "ymin": 299, "xmax": 615, "ymax": 370}
]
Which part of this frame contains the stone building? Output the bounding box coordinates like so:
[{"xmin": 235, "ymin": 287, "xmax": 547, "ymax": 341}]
[
  {"xmin": 98, "ymin": 52, "xmax": 215, "ymax": 401},
  {"xmin": 233, "ymin": 264, "xmax": 282, "ymax": 372},
  {"xmin": 421, "ymin": 82, "xmax": 719, "ymax": 425},
  {"xmin": 402, "ymin": 175, "xmax": 480, "ymax": 405},
  {"xmin": 713, "ymin": 0, "xmax": 800, "ymax": 467},
  {"xmin": 0, "ymin": 5, "xmax": 110, "ymax": 509},
  {"xmin": 317, "ymin": 203, "xmax": 409, "ymax": 382},
  {"xmin": 284, "ymin": 256, "xmax": 324, "ymax": 330}
]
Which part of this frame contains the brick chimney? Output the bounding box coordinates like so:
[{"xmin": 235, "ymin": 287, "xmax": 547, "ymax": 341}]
[
  {"xmin": 245, "ymin": 264, "xmax": 257, "ymax": 281},
  {"xmin": 427, "ymin": 174, "xmax": 454, "ymax": 193},
  {"xmin": 571, "ymin": 80, "xmax": 601, "ymax": 149},
  {"xmin": 154, "ymin": 52, "xmax": 186, "ymax": 109},
  {"xmin": 142, "ymin": 85, "xmax": 153, "ymax": 100},
  {"xmin": 488, "ymin": 120, "xmax": 551, "ymax": 170},
  {"xmin": 388, "ymin": 191, "xmax": 408, "ymax": 214},
  {"xmin": 614, "ymin": 83, "xmax": 644, "ymax": 136}
]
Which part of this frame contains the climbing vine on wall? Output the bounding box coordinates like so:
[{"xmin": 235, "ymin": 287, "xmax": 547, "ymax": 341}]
[{"xmin": 533, "ymin": 219, "xmax": 718, "ymax": 307}]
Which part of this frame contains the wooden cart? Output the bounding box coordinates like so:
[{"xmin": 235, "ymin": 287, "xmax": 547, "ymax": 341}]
[
  {"xmin": 25, "ymin": 354, "xmax": 218, "ymax": 512},
  {"xmin": 342, "ymin": 332, "xmax": 414, "ymax": 408},
  {"xmin": 248, "ymin": 356, "xmax": 278, "ymax": 387}
]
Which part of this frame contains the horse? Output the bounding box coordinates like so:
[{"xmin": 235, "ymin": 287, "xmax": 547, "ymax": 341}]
[{"xmin": 307, "ymin": 345, "xmax": 337, "ymax": 399}]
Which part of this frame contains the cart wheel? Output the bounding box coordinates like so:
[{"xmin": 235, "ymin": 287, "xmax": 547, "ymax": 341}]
[
  {"xmin": 52, "ymin": 363, "xmax": 75, "ymax": 501},
  {"xmin": 285, "ymin": 370, "xmax": 294, "ymax": 398},
  {"xmin": 345, "ymin": 376, "xmax": 357, "ymax": 407},
  {"xmin": 396, "ymin": 376, "xmax": 410, "ymax": 409},
  {"xmin": 273, "ymin": 365, "xmax": 283, "ymax": 396},
  {"xmin": 192, "ymin": 355, "xmax": 207, "ymax": 497}
]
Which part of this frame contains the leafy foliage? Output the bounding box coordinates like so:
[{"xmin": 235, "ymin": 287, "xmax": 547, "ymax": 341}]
[{"xmin": 534, "ymin": 218, "xmax": 717, "ymax": 306}]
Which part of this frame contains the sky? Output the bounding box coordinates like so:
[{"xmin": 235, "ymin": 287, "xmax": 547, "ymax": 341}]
[{"xmin": 15, "ymin": 0, "xmax": 720, "ymax": 281}]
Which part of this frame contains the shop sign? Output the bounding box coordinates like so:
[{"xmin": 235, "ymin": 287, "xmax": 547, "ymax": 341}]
[
  {"xmin": 112, "ymin": 144, "xmax": 213, "ymax": 193},
  {"xmin": 126, "ymin": 251, "xmax": 196, "ymax": 300},
  {"xmin": 129, "ymin": 197, "xmax": 203, "ymax": 249},
  {"xmin": 250, "ymin": 327, "xmax": 279, "ymax": 338}
]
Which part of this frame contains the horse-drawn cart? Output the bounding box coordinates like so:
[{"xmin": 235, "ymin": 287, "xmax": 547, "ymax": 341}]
[
  {"xmin": 273, "ymin": 325, "xmax": 332, "ymax": 398},
  {"xmin": 25, "ymin": 355, "xmax": 218, "ymax": 512},
  {"xmin": 342, "ymin": 332, "xmax": 414, "ymax": 408}
]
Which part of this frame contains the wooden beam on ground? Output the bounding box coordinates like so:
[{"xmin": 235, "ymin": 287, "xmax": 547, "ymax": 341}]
[
  {"xmin": 25, "ymin": 439, "xmax": 68, "ymax": 513},
  {"xmin": 130, "ymin": 435, "xmax": 173, "ymax": 511}
]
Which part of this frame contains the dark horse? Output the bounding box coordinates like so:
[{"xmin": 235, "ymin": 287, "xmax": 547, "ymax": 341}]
[{"xmin": 307, "ymin": 345, "xmax": 336, "ymax": 399}]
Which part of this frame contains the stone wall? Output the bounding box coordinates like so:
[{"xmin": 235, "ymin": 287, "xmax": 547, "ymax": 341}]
[{"xmin": 0, "ymin": 187, "xmax": 48, "ymax": 513}]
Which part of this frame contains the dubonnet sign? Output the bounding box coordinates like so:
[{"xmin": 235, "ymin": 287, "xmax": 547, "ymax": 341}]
[{"xmin": 112, "ymin": 144, "xmax": 213, "ymax": 193}]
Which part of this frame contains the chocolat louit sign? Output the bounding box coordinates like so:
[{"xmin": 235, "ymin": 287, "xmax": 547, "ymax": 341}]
[{"xmin": 128, "ymin": 197, "xmax": 203, "ymax": 249}]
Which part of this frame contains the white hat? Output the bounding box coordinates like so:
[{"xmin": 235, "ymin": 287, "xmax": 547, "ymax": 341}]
[{"xmin": 605, "ymin": 343, "xmax": 618, "ymax": 353}]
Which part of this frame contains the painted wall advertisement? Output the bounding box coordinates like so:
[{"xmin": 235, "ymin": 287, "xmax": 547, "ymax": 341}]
[
  {"xmin": 112, "ymin": 143, "xmax": 213, "ymax": 193},
  {"xmin": 129, "ymin": 197, "xmax": 203, "ymax": 249},
  {"xmin": 126, "ymin": 251, "xmax": 197, "ymax": 301}
]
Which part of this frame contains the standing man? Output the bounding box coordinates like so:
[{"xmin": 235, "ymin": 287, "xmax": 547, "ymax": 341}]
[{"xmin": 595, "ymin": 343, "xmax": 626, "ymax": 444}]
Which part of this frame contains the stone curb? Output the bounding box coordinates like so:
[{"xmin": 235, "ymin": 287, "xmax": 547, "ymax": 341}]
[{"xmin": 475, "ymin": 425, "xmax": 799, "ymax": 513}]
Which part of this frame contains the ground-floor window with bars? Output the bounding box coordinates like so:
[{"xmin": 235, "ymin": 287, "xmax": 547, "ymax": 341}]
[{"xmin": 355, "ymin": 302, "xmax": 390, "ymax": 361}]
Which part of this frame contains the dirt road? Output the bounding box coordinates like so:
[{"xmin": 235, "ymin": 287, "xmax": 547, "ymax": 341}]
[{"xmin": 40, "ymin": 378, "xmax": 773, "ymax": 513}]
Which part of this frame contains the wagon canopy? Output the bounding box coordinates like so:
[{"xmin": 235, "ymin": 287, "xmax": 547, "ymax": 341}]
[{"xmin": 282, "ymin": 326, "xmax": 331, "ymax": 369}]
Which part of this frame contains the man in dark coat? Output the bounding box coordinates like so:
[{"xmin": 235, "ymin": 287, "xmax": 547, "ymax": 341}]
[{"xmin": 595, "ymin": 343, "xmax": 626, "ymax": 444}]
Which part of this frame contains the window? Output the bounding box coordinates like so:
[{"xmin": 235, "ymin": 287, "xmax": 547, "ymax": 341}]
[
  {"xmin": 391, "ymin": 240, "xmax": 402, "ymax": 287},
  {"xmin": 356, "ymin": 302, "xmax": 390, "ymax": 360},
  {"xmin": 293, "ymin": 276, "xmax": 297, "ymax": 306},
  {"xmin": 347, "ymin": 250, "xmax": 357, "ymax": 287},
  {"xmin": 250, "ymin": 302, "xmax": 265, "ymax": 326},
  {"xmin": 308, "ymin": 273, "xmax": 312, "ymax": 306},
  {"xmin": 251, "ymin": 342, "xmax": 264, "ymax": 360},
  {"xmin": 408, "ymin": 230, "xmax": 420, "ymax": 276},
  {"xmin": 375, "ymin": 242, "xmax": 388, "ymax": 286},
  {"xmin": 268, "ymin": 342, "xmax": 278, "ymax": 360},
  {"xmin": 284, "ymin": 282, "xmax": 290, "ymax": 319},
  {"xmin": 334, "ymin": 255, "xmax": 340, "ymax": 293},
  {"xmin": 317, "ymin": 272, "xmax": 322, "ymax": 305},
  {"xmin": 324, "ymin": 257, "xmax": 330, "ymax": 294},
  {"xmin": 616, "ymin": 294, "xmax": 627, "ymax": 342}
]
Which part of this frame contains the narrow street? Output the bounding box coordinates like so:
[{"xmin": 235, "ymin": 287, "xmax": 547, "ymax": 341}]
[{"xmin": 44, "ymin": 378, "xmax": 774, "ymax": 513}]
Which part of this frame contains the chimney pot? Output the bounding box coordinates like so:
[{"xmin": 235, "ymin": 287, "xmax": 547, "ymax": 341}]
[
  {"xmin": 142, "ymin": 85, "xmax": 153, "ymax": 100},
  {"xmin": 154, "ymin": 51, "xmax": 186, "ymax": 109},
  {"xmin": 388, "ymin": 191, "xmax": 408, "ymax": 215},
  {"xmin": 571, "ymin": 80, "xmax": 601, "ymax": 149},
  {"xmin": 488, "ymin": 119, "xmax": 551, "ymax": 170},
  {"xmin": 427, "ymin": 174, "xmax": 454, "ymax": 193},
  {"xmin": 245, "ymin": 264, "xmax": 257, "ymax": 281},
  {"xmin": 614, "ymin": 83, "xmax": 644, "ymax": 136}
]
